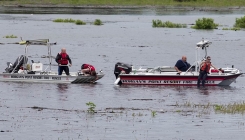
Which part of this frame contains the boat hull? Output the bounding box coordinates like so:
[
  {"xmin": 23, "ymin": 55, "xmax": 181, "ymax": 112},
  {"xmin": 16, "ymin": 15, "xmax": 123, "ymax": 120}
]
[
  {"xmin": 0, "ymin": 73, "xmax": 104, "ymax": 84},
  {"xmin": 119, "ymin": 73, "xmax": 242, "ymax": 86}
]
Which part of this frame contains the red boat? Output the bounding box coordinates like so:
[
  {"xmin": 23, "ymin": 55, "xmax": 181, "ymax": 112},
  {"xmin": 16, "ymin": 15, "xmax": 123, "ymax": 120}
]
[{"xmin": 114, "ymin": 40, "xmax": 242, "ymax": 86}]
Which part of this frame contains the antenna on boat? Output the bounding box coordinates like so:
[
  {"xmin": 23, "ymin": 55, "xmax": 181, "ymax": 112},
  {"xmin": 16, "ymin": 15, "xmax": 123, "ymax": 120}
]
[{"xmin": 47, "ymin": 42, "xmax": 53, "ymax": 71}]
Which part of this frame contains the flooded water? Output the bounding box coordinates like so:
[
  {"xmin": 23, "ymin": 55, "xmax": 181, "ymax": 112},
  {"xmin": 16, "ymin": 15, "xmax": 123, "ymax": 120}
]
[{"xmin": 0, "ymin": 10, "xmax": 245, "ymax": 139}]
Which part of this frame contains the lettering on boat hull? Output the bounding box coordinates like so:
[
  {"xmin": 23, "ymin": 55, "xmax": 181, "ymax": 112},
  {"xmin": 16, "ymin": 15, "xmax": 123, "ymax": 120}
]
[
  {"xmin": 121, "ymin": 80, "xmax": 217, "ymax": 85},
  {"xmin": 3, "ymin": 75, "xmax": 62, "ymax": 81}
]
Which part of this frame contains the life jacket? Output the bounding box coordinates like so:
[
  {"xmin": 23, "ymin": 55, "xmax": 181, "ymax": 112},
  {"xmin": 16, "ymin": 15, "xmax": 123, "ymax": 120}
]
[
  {"xmin": 201, "ymin": 62, "xmax": 211, "ymax": 73},
  {"xmin": 60, "ymin": 53, "xmax": 68, "ymax": 65},
  {"xmin": 83, "ymin": 64, "xmax": 95, "ymax": 72}
]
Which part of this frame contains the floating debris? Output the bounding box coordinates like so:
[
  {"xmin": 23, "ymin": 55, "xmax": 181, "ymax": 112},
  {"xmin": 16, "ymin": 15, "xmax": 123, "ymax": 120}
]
[
  {"xmin": 3, "ymin": 35, "xmax": 17, "ymax": 38},
  {"xmin": 132, "ymin": 45, "xmax": 150, "ymax": 47},
  {"xmin": 41, "ymin": 55, "xmax": 56, "ymax": 59}
]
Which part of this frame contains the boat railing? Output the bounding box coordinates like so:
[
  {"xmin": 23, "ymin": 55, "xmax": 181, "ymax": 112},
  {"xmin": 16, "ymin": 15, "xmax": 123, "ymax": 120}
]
[{"xmin": 147, "ymin": 66, "xmax": 161, "ymax": 73}]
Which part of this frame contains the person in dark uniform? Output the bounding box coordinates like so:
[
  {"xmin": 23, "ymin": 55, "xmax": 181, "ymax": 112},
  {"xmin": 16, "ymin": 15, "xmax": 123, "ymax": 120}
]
[
  {"xmin": 55, "ymin": 48, "xmax": 72, "ymax": 75},
  {"xmin": 174, "ymin": 56, "xmax": 191, "ymax": 73}
]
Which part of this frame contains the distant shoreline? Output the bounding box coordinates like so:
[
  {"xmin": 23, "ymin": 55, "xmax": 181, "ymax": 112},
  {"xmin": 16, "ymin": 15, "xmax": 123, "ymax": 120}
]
[
  {"xmin": 1, "ymin": 4, "xmax": 245, "ymax": 14},
  {"xmin": 2, "ymin": 4, "xmax": 244, "ymax": 9}
]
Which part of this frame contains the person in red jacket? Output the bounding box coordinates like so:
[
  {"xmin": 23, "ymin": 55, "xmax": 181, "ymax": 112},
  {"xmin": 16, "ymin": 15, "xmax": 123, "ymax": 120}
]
[
  {"xmin": 81, "ymin": 64, "xmax": 98, "ymax": 82},
  {"xmin": 197, "ymin": 56, "xmax": 220, "ymax": 88},
  {"xmin": 55, "ymin": 48, "xmax": 72, "ymax": 75}
]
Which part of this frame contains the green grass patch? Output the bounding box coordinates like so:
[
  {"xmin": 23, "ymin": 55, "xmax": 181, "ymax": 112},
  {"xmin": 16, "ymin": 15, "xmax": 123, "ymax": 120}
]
[
  {"xmin": 175, "ymin": 101, "xmax": 245, "ymax": 114},
  {"xmin": 151, "ymin": 110, "xmax": 157, "ymax": 117},
  {"xmin": 94, "ymin": 19, "xmax": 103, "ymax": 25},
  {"xmin": 214, "ymin": 102, "xmax": 245, "ymax": 114},
  {"xmin": 86, "ymin": 102, "xmax": 96, "ymax": 113},
  {"xmin": 3, "ymin": 35, "xmax": 17, "ymax": 38},
  {"xmin": 234, "ymin": 16, "xmax": 245, "ymax": 28},
  {"xmin": 53, "ymin": 18, "xmax": 76, "ymax": 23},
  {"xmin": 53, "ymin": 18, "xmax": 65, "ymax": 22},
  {"xmin": 152, "ymin": 20, "xmax": 187, "ymax": 28},
  {"xmin": 53, "ymin": 18, "xmax": 86, "ymax": 25},
  {"xmin": 1, "ymin": 0, "xmax": 245, "ymax": 7},
  {"xmin": 75, "ymin": 20, "xmax": 86, "ymax": 25},
  {"xmin": 63, "ymin": 18, "xmax": 76, "ymax": 23},
  {"xmin": 191, "ymin": 17, "xmax": 218, "ymax": 29},
  {"xmin": 222, "ymin": 27, "xmax": 241, "ymax": 31}
]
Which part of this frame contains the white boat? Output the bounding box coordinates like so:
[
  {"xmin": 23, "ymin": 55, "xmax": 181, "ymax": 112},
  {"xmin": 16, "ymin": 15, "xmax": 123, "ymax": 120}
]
[
  {"xmin": 114, "ymin": 39, "xmax": 243, "ymax": 86},
  {"xmin": 0, "ymin": 39, "xmax": 104, "ymax": 83}
]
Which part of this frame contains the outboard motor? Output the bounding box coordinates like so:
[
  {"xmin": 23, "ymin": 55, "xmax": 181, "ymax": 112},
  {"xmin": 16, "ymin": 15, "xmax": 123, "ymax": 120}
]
[
  {"xmin": 5, "ymin": 55, "xmax": 28, "ymax": 73},
  {"xmin": 114, "ymin": 62, "xmax": 132, "ymax": 85}
]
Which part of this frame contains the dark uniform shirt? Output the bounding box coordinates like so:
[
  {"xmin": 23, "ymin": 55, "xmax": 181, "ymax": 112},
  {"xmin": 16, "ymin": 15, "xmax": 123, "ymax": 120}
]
[{"xmin": 175, "ymin": 60, "xmax": 191, "ymax": 72}]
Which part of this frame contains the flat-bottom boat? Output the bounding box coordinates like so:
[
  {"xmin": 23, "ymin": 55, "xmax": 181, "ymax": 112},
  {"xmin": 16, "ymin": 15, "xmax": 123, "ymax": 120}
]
[
  {"xmin": 114, "ymin": 40, "xmax": 242, "ymax": 86},
  {"xmin": 0, "ymin": 39, "xmax": 104, "ymax": 83}
]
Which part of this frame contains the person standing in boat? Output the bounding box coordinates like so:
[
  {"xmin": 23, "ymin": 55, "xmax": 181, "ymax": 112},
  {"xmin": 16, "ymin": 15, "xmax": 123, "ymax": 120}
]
[
  {"xmin": 174, "ymin": 56, "xmax": 191, "ymax": 73},
  {"xmin": 55, "ymin": 48, "xmax": 72, "ymax": 75},
  {"xmin": 197, "ymin": 56, "xmax": 221, "ymax": 87},
  {"xmin": 81, "ymin": 64, "xmax": 98, "ymax": 82}
]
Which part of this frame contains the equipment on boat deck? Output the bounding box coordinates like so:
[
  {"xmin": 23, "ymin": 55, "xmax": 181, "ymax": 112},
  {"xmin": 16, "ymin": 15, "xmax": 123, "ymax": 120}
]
[{"xmin": 5, "ymin": 55, "xmax": 28, "ymax": 73}]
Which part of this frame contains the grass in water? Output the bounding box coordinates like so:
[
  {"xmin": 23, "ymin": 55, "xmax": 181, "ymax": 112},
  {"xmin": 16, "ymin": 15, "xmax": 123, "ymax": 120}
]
[
  {"xmin": 2, "ymin": 0, "xmax": 245, "ymax": 7},
  {"xmin": 94, "ymin": 19, "xmax": 103, "ymax": 25},
  {"xmin": 151, "ymin": 110, "xmax": 157, "ymax": 117},
  {"xmin": 86, "ymin": 102, "xmax": 96, "ymax": 113},
  {"xmin": 152, "ymin": 20, "xmax": 187, "ymax": 28},
  {"xmin": 175, "ymin": 101, "xmax": 245, "ymax": 114},
  {"xmin": 63, "ymin": 18, "xmax": 76, "ymax": 23},
  {"xmin": 214, "ymin": 102, "xmax": 245, "ymax": 114},
  {"xmin": 53, "ymin": 18, "xmax": 76, "ymax": 23},
  {"xmin": 75, "ymin": 20, "xmax": 86, "ymax": 25},
  {"xmin": 234, "ymin": 16, "xmax": 245, "ymax": 28},
  {"xmin": 191, "ymin": 17, "xmax": 218, "ymax": 29},
  {"xmin": 222, "ymin": 27, "xmax": 241, "ymax": 31},
  {"xmin": 3, "ymin": 35, "xmax": 17, "ymax": 38}
]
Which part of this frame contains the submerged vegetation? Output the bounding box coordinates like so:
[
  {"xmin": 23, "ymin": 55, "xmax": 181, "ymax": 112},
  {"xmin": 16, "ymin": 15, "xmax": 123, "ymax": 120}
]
[
  {"xmin": 234, "ymin": 16, "xmax": 245, "ymax": 28},
  {"xmin": 93, "ymin": 19, "xmax": 103, "ymax": 25},
  {"xmin": 3, "ymin": 35, "xmax": 17, "ymax": 38},
  {"xmin": 1, "ymin": 0, "xmax": 245, "ymax": 7},
  {"xmin": 152, "ymin": 20, "xmax": 187, "ymax": 28},
  {"xmin": 191, "ymin": 18, "xmax": 218, "ymax": 29}
]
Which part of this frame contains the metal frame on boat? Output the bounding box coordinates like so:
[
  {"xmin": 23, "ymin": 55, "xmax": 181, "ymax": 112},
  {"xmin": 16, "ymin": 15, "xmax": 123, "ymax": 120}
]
[
  {"xmin": 114, "ymin": 39, "xmax": 242, "ymax": 86},
  {"xmin": 0, "ymin": 39, "xmax": 104, "ymax": 83}
]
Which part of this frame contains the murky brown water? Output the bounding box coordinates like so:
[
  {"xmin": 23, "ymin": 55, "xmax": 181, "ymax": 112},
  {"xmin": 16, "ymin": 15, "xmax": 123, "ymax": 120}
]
[{"xmin": 0, "ymin": 11, "xmax": 245, "ymax": 139}]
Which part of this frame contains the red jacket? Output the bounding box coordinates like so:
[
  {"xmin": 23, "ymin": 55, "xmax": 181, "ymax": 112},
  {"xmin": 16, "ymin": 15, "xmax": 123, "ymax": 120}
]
[
  {"xmin": 201, "ymin": 62, "xmax": 211, "ymax": 72},
  {"xmin": 55, "ymin": 53, "xmax": 72, "ymax": 65},
  {"xmin": 83, "ymin": 64, "xmax": 95, "ymax": 71}
]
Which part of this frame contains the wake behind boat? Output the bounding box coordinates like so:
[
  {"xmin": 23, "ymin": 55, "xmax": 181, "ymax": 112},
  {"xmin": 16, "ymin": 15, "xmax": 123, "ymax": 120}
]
[
  {"xmin": 0, "ymin": 39, "xmax": 104, "ymax": 83},
  {"xmin": 114, "ymin": 40, "xmax": 242, "ymax": 86}
]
